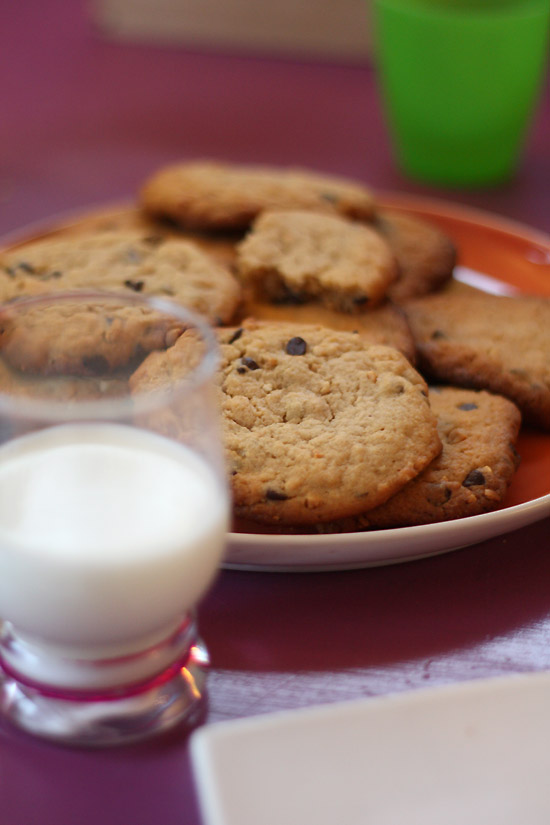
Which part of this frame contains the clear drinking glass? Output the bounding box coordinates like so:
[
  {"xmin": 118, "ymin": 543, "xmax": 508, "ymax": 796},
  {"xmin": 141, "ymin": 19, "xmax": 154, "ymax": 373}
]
[{"xmin": 0, "ymin": 291, "xmax": 229, "ymax": 746}]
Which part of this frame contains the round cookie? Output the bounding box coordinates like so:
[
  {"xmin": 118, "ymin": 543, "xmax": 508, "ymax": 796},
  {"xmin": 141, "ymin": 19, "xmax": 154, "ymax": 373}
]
[
  {"xmin": 374, "ymin": 209, "xmax": 456, "ymax": 302},
  {"xmin": 236, "ymin": 210, "xmax": 397, "ymax": 313},
  {"xmin": 130, "ymin": 321, "xmax": 441, "ymax": 526},
  {"xmin": 403, "ymin": 291, "xmax": 550, "ymax": 429},
  {"xmin": 0, "ymin": 229, "xmax": 242, "ymax": 325},
  {"xmin": 140, "ymin": 160, "xmax": 376, "ymax": 230}
]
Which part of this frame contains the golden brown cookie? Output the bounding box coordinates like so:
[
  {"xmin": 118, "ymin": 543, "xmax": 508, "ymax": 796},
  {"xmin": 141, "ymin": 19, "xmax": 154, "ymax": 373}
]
[
  {"xmin": 236, "ymin": 210, "xmax": 397, "ymax": 313},
  {"xmin": 374, "ymin": 209, "xmax": 456, "ymax": 302},
  {"xmin": 0, "ymin": 230, "xmax": 242, "ymax": 325},
  {"xmin": 140, "ymin": 160, "xmax": 376, "ymax": 230},
  {"xmin": 130, "ymin": 320, "xmax": 442, "ymax": 526},
  {"xmin": 403, "ymin": 291, "xmax": 550, "ymax": 429}
]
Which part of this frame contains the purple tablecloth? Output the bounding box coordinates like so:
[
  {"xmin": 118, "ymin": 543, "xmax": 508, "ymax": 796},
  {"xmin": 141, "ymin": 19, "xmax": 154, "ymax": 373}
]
[{"xmin": 1, "ymin": 2, "xmax": 549, "ymax": 823}]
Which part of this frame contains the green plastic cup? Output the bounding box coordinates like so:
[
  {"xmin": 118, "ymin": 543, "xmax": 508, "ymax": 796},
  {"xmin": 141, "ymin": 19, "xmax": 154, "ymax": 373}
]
[{"xmin": 372, "ymin": 0, "xmax": 550, "ymax": 186}]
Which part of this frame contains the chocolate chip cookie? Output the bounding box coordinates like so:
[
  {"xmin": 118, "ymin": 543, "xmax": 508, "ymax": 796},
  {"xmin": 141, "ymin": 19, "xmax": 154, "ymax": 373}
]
[
  {"xmin": 404, "ymin": 291, "xmax": 550, "ymax": 429},
  {"xmin": 131, "ymin": 320, "xmax": 441, "ymax": 526},
  {"xmin": 140, "ymin": 160, "xmax": 376, "ymax": 230},
  {"xmin": 236, "ymin": 210, "xmax": 397, "ymax": 313},
  {"xmin": 0, "ymin": 229, "xmax": 242, "ymax": 325}
]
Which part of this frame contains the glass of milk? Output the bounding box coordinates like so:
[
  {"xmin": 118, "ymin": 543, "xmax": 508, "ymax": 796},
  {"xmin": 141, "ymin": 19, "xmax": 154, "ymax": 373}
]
[{"xmin": 0, "ymin": 290, "xmax": 229, "ymax": 746}]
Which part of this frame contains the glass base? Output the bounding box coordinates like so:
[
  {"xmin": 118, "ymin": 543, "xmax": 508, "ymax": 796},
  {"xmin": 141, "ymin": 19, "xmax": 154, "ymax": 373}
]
[{"xmin": 0, "ymin": 617, "xmax": 209, "ymax": 747}]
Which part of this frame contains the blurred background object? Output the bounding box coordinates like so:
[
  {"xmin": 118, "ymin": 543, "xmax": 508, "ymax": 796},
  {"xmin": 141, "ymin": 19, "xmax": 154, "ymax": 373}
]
[
  {"xmin": 91, "ymin": 0, "xmax": 374, "ymax": 62},
  {"xmin": 372, "ymin": 0, "xmax": 550, "ymax": 187}
]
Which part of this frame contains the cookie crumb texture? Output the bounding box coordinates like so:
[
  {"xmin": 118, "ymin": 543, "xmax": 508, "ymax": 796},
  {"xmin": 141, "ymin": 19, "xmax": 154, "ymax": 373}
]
[
  {"xmin": 237, "ymin": 210, "xmax": 397, "ymax": 312},
  {"xmin": 218, "ymin": 322, "xmax": 441, "ymax": 525},
  {"xmin": 140, "ymin": 160, "xmax": 376, "ymax": 230}
]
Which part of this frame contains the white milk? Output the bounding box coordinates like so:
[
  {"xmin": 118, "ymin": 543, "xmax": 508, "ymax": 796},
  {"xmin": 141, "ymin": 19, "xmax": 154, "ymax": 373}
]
[{"xmin": 0, "ymin": 423, "xmax": 228, "ymax": 658}]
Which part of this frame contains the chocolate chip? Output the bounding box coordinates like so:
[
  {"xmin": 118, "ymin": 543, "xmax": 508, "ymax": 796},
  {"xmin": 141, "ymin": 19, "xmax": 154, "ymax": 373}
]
[
  {"xmin": 352, "ymin": 295, "xmax": 369, "ymax": 307},
  {"xmin": 17, "ymin": 261, "xmax": 35, "ymax": 274},
  {"xmin": 458, "ymin": 402, "xmax": 478, "ymax": 411},
  {"xmin": 463, "ymin": 469, "xmax": 486, "ymax": 487},
  {"xmin": 124, "ymin": 279, "xmax": 145, "ymax": 292},
  {"xmin": 228, "ymin": 327, "xmax": 244, "ymax": 345},
  {"xmin": 236, "ymin": 367, "xmax": 246, "ymax": 374},
  {"xmin": 285, "ymin": 337, "xmax": 307, "ymax": 356},
  {"xmin": 241, "ymin": 357, "xmax": 260, "ymax": 370},
  {"xmin": 266, "ymin": 489, "xmax": 288, "ymax": 501},
  {"xmin": 82, "ymin": 354, "xmax": 109, "ymax": 374},
  {"xmin": 431, "ymin": 330, "xmax": 446, "ymax": 339}
]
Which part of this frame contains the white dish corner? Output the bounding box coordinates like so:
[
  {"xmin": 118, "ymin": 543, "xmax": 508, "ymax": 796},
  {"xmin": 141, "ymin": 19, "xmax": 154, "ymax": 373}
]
[{"xmin": 191, "ymin": 670, "xmax": 550, "ymax": 825}]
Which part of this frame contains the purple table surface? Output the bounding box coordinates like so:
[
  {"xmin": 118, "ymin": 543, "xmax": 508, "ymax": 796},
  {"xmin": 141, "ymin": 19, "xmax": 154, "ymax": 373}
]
[{"xmin": 1, "ymin": 2, "xmax": 550, "ymax": 823}]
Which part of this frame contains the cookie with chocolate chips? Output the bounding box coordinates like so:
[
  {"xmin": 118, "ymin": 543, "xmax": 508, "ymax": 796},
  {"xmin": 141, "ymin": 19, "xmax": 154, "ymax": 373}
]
[
  {"xmin": 403, "ymin": 291, "xmax": 550, "ymax": 429},
  {"xmin": 140, "ymin": 160, "xmax": 376, "ymax": 231},
  {"xmin": 0, "ymin": 229, "xmax": 241, "ymax": 326},
  {"xmin": 353, "ymin": 387, "xmax": 522, "ymax": 527},
  {"xmin": 236, "ymin": 210, "xmax": 397, "ymax": 313},
  {"xmin": 131, "ymin": 320, "xmax": 441, "ymax": 526}
]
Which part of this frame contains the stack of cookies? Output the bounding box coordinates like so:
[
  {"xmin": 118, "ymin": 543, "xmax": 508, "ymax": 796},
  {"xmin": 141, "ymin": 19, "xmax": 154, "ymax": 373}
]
[{"xmin": 3, "ymin": 159, "xmax": 546, "ymax": 533}]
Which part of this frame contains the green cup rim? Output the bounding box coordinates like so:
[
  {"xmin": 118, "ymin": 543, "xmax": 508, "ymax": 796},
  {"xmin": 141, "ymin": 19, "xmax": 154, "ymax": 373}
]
[{"xmin": 372, "ymin": 0, "xmax": 550, "ymax": 23}]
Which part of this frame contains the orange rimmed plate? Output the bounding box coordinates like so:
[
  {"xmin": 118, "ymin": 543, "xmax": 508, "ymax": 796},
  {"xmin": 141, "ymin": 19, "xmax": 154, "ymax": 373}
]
[{"xmin": 1, "ymin": 195, "xmax": 550, "ymax": 571}]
